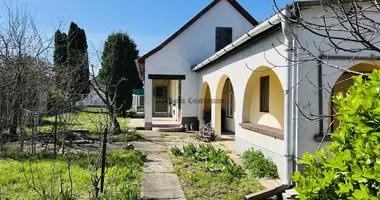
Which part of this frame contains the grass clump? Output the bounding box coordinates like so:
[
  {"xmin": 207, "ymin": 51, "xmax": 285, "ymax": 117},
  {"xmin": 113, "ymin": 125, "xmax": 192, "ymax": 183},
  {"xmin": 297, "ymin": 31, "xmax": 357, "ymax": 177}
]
[
  {"xmin": 0, "ymin": 150, "xmax": 146, "ymax": 199},
  {"xmin": 109, "ymin": 132, "xmax": 142, "ymax": 143},
  {"xmin": 170, "ymin": 144, "xmax": 263, "ymax": 200},
  {"xmin": 242, "ymin": 149, "xmax": 279, "ymax": 179},
  {"xmin": 160, "ymin": 132, "xmax": 169, "ymax": 138}
]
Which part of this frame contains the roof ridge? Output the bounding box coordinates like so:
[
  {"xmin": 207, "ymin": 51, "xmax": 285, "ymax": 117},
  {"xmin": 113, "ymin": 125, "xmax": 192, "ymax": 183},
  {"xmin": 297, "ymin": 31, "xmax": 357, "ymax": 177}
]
[{"xmin": 137, "ymin": 0, "xmax": 258, "ymax": 64}]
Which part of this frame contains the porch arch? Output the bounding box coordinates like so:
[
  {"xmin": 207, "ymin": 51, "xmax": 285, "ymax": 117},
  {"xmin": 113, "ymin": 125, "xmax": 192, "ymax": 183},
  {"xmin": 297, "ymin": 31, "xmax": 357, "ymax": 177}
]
[
  {"xmin": 214, "ymin": 75, "xmax": 235, "ymax": 136},
  {"xmin": 242, "ymin": 66, "xmax": 284, "ymax": 129},
  {"xmin": 199, "ymin": 82, "xmax": 212, "ymax": 127},
  {"xmin": 329, "ymin": 62, "xmax": 380, "ymax": 131}
]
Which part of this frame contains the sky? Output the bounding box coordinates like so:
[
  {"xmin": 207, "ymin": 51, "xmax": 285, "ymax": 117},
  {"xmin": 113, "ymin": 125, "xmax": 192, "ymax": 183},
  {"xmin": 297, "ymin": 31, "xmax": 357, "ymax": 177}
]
[{"xmin": 0, "ymin": 0, "xmax": 291, "ymax": 65}]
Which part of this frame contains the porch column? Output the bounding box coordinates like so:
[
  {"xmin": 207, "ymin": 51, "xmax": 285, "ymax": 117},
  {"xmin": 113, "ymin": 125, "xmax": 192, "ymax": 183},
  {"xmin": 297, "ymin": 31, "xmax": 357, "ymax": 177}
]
[
  {"xmin": 145, "ymin": 79, "xmax": 153, "ymax": 130},
  {"xmin": 211, "ymin": 101, "xmax": 222, "ymax": 140}
]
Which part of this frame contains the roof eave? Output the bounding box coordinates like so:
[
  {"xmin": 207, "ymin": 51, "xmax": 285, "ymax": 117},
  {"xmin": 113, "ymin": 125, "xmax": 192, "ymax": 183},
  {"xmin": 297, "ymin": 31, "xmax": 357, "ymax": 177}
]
[
  {"xmin": 192, "ymin": 12, "xmax": 283, "ymax": 72},
  {"xmin": 138, "ymin": 0, "xmax": 258, "ymax": 64}
]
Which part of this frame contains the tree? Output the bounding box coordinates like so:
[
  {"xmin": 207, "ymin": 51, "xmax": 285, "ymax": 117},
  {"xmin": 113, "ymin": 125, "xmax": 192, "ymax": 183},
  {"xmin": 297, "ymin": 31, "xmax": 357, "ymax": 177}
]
[
  {"xmin": 0, "ymin": 1, "xmax": 53, "ymax": 151},
  {"xmin": 292, "ymin": 70, "xmax": 380, "ymax": 199},
  {"xmin": 53, "ymin": 30, "xmax": 68, "ymax": 89},
  {"xmin": 67, "ymin": 22, "xmax": 90, "ymax": 101},
  {"xmin": 269, "ymin": 0, "xmax": 380, "ymax": 198},
  {"xmin": 99, "ymin": 32, "xmax": 141, "ymax": 117}
]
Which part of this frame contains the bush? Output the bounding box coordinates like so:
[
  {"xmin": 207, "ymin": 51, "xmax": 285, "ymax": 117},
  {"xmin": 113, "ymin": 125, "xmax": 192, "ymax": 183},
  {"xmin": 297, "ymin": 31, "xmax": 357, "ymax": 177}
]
[
  {"xmin": 292, "ymin": 70, "xmax": 380, "ymax": 199},
  {"xmin": 242, "ymin": 149, "xmax": 279, "ymax": 179}
]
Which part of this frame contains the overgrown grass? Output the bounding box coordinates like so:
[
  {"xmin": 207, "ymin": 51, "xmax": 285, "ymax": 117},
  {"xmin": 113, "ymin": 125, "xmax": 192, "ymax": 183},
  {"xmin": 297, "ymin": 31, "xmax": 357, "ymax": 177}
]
[
  {"xmin": 0, "ymin": 150, "xmax": 146, "ymax": 199},
  {"xmin": 242, "ymin": 149, "xmax": 279, "ymax": 179},
  {"xmin": 39, "ymin": 111, "xmax": 130, "ymax": 133},
  {"xmin": 170, "ymin": 145, "xmax": 264, "ymax": 200}
]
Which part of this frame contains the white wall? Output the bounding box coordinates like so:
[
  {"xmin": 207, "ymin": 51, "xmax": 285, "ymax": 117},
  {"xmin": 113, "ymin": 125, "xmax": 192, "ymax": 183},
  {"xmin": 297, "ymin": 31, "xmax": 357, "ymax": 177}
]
[
  {"xmin": 292, "ymin": 4, "xmax": 380, "ymax": 161},
  {"xmin": 145, "ymin": 0, "xmax": 254, "ymax": 119},
  {"xmin": 197, "ymin": 31, "xmax": 287, "ymax": 133},
  {"xmin": 196, "ymin": 30, "xmax": 288, "ymax": 180}
]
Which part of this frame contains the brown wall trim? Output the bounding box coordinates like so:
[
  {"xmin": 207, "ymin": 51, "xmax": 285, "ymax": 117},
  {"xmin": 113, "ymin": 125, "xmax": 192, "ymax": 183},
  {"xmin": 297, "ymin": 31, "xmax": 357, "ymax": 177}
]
[
  {"xmin": 148, "ymin": 74, "xmax": 186, "ymax": 80},
  {"xmin": 239, "ymin": 123, "xmax": 284, "ymax": 140}
]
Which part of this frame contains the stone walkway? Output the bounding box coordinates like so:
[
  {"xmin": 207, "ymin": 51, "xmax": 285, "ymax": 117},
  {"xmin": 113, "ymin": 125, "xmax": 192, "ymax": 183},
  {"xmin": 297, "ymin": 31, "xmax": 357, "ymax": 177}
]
[{"xmin": 135, "ymin": 131, "xmax": 186, "ymax": 200}]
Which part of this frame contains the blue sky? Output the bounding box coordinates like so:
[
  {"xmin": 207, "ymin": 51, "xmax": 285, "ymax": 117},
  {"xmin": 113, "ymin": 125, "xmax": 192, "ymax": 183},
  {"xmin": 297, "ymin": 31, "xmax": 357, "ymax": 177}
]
[{"xmin": 1, "ymin": 0, "xmax": 290, "ymax": 64}]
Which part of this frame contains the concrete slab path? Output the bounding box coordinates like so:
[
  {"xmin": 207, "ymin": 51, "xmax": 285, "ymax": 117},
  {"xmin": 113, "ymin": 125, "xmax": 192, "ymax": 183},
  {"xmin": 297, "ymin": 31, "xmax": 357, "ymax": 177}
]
[{"xmin": 136, "ymin": 131, "xmax": 186, "ymax": 200}]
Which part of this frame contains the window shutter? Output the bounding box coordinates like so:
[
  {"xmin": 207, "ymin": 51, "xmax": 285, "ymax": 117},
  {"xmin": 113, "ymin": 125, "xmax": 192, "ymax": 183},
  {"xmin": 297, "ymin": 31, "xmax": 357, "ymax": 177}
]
[
  {"xmin": 215, "ymin": 27, "xmax": 232, "ymax": 52},
  {"xmin": 260, "ymin": 76, "xmax": 270, "ymax": 112}
]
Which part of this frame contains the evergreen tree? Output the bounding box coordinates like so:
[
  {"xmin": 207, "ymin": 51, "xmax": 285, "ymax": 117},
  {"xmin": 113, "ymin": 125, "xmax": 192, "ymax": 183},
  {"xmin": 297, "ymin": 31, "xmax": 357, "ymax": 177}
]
[
  {"xmin": 53, "ymin": 30, "xmax": 68, "ymax": 89},
  {"xmin": 99, "ymin": 32, "xmax": 141, "ymax": 116},
  {"xmin": 67, "ymin": 22, "xmax": 90, "ymax": 100}
]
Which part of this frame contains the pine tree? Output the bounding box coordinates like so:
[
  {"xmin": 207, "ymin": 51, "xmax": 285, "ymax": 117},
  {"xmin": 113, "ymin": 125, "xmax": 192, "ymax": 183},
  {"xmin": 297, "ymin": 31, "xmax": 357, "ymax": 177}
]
[{"xmin": 99, "ymin": 32, "xmax": 141, "ymax": 116}]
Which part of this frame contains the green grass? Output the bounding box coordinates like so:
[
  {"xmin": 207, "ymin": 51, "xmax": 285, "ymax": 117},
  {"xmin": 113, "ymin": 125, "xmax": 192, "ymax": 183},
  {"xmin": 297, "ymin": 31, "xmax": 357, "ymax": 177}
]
[
  {"xmin": 160, "ymin": 132, "xmax": 169, "ymax": 138},
  {"xmin": 170, "ymin": 145, "xmax": 264, "ymax": 200},
  {"xmin": 38, "ymin": 111, "xmax": 130, "ymax": 133},
  {"xmin": 0, "ymin": 150, "xmax": 146, "ymax": 200}
]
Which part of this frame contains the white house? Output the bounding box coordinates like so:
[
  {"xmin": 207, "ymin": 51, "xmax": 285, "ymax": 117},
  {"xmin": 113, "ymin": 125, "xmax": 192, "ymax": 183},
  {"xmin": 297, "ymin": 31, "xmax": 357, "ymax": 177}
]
[{"xmin": 136, "ymin": 0, "xmax": 380, "ymax": 185}]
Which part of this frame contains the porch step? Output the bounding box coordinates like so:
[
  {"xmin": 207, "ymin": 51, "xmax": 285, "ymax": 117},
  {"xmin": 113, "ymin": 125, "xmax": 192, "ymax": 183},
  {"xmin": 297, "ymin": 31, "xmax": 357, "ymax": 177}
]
[
  {"xmin": 152, "ymin": 127, "xmax": 185, "ymax": 132},
  {"xmin": 152, "ymin": 124, "xmax": 182, "ymax": 128}
]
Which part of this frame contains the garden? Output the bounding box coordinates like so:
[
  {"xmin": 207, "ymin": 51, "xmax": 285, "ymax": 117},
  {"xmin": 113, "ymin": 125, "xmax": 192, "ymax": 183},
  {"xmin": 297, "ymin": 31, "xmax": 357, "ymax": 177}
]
[
  {"xmin": 170, "ymin": 144, "xmax": 279, "ymax": 200},
  {"xmin": 0, "ymin": 150, "xmax": 146, "ymax": 199},
  {"xmin": 1, "ymin": 107, "xmax": 145, "ymax": 200}
]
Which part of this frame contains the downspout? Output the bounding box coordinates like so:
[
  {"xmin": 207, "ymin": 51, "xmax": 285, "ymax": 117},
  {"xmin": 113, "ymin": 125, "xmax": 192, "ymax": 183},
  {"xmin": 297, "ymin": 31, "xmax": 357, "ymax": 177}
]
[
  {"xmin": 281, "ymin": 9, "xmax": 295, "ymax": 186},
  {"xmin": 317, "ymin": 58, "xmax": 323, "ymax": 134},
  {"xmin": 292, "ymin": 26, "xmax": 299, "ymax": 175}
]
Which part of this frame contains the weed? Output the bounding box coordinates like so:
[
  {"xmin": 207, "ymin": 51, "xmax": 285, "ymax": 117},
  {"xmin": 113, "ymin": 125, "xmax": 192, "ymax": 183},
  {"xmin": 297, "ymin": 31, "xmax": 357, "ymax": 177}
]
[{"xmin": 170, "ymin": 147, "xmax": 263, "ymax": 200}]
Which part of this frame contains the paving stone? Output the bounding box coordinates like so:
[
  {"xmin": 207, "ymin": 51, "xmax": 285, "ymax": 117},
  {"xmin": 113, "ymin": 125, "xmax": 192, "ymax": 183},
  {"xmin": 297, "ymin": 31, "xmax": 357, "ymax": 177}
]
[
  {"xmin": 139, "ymin": 131, "xmax": 186, "ymax": 200},
  {"xmin": 143, "ymin": 152, "xmax": 174, "ymax": 173},
  {"xmin": 141, "ymin": 173, "xmax": 186, "ymax": 200},
  {"xmin": 134, "ymin": 141, "xmax": 167, "ymax": 152}
]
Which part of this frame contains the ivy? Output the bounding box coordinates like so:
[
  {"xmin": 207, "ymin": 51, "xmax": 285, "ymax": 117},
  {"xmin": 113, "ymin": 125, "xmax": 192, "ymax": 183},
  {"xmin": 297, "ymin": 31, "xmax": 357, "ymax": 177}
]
[{"xmin": 293, "ymin": 70, "xmax": 380, "ymax": 200}]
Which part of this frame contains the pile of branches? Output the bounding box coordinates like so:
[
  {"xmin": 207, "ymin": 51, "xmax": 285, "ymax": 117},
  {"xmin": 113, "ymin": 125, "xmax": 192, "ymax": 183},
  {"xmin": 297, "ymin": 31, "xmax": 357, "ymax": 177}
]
[{"xmin": 196, "ymin": 123, "xmax": 216, "ymax": 142}]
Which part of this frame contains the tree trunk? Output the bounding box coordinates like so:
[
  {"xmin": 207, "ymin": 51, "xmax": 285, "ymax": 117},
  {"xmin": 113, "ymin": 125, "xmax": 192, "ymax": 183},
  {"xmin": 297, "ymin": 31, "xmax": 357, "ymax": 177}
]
[{"xmin": 109, "ymin": 107, "xmax": 120, "ymax": 134}]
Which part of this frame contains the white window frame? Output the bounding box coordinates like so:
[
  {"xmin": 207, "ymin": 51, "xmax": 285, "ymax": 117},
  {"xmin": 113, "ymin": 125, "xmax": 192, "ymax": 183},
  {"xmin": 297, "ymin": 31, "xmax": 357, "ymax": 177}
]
[{"xmin": 225, "ymin": 80, "xmax": 234, "ymax": 117}]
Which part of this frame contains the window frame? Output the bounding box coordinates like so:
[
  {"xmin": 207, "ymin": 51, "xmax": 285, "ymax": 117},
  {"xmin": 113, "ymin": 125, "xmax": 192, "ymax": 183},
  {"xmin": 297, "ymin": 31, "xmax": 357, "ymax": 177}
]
[
  {"xmin": 260, "ymin": 76, "xmax": 270, "ymax": 113},
  {"xmin": 225, "ymin": 79, "xmax": 234, "ymax": 118}
]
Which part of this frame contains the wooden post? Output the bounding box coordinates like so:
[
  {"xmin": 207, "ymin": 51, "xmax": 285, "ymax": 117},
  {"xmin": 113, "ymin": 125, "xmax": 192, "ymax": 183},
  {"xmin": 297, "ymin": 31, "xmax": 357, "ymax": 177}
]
[{"xmin": 100, "ymin": 128, "xmax": 108, "ymax": 193}]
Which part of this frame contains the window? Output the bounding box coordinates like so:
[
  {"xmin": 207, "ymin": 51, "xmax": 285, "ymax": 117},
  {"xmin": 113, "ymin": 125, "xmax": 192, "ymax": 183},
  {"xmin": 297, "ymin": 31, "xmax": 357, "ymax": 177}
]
[
  {"xmin": 260, "ymin": 76, "xmax": 270, "ymax": 112},
  {"xmin": 225, "ymin": 79, "xmax": 234, "ymax": 117},
  {"xmin": 215, "ymin": 27, "xmax": 232, "ymax": 52}
]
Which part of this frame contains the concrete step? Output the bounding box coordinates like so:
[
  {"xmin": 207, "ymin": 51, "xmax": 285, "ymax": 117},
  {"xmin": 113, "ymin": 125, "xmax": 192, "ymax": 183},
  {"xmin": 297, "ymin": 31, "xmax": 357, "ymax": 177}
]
[
  {"xmin": 152, "ymin": 127, "xmax": 185, "ymax": 132},
  {"xmin": 284, "ymin": 188, "xmax": 298, "ymax": 199},
  {"xmin": 152, "ymin": 124, "xmax": 182, "ymax": 128}
]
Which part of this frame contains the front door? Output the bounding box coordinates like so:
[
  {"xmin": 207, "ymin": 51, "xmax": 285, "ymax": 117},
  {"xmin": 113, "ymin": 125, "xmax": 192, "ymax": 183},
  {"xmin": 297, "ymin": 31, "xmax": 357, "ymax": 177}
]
[{"xmin": 154, "ymin": 86, "xmax": 168, "ymax": 113}]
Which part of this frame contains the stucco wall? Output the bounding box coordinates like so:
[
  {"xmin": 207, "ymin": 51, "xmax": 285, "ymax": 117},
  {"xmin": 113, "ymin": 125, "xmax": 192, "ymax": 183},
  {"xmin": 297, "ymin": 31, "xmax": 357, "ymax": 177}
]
[
  {"xmin": 196, "ymin": 30, "xmax": 288, "ymax": 180},
  {"xmin": 293, "ymin": 4, "xmax": 380, "ymax": 162},
  {"xmin": 145, "ymin": 0, "xmax": 254, "ymax": 121},
  {"xmin": 243, "ymin": 66, "xmax": 284, "ymax": 129}
]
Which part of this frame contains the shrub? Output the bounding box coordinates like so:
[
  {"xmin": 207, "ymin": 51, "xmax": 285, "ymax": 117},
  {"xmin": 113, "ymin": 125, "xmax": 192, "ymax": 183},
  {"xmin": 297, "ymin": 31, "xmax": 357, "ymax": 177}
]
[
  {"xmin": 292, "ymin": 70, "xmax": 380, "ymax": 199},
  {"xmin": 242, "ymin": 149, "xmax": 279, "ymax": 179},
  {"xmin": 196, "ymin": 123, "xmax": 216, "ymax": 142}
]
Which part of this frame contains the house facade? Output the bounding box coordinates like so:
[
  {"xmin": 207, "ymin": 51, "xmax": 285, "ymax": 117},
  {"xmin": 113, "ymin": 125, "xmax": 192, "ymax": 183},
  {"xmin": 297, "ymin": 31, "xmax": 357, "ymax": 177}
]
[{"xmin": 136, "ymin": 0, "xmax": 380, "ymax": 184}]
